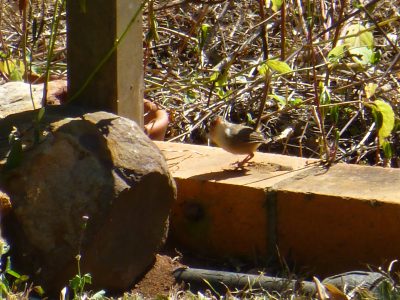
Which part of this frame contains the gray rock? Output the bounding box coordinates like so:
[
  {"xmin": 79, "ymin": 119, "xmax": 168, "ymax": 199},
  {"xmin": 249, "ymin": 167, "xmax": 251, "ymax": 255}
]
[
  {"xmin": 0, "ymin": 106, "xmax": 176, "ymax": 295},
  {"xmin": 0, "ymin": 81, "xmax": 43, "ymax": 118},
  {"xmin": 0, "ymin": 80, "xmax": 67, "ymax": 119}
]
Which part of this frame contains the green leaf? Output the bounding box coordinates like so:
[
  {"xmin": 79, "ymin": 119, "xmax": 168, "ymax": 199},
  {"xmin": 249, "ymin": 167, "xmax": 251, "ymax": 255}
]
[
  {"xmin": 5, "ymin": 269, "xmax": 21, "ymax": 279},
  {"xmin": 82, "ymin": 273, "xmax": 92, "ymax": 285},
  {"xmin": 210, "ymin": 71, "xmax": 219, "ymax": 82},
  {"xmin": 270, "ymin": 94, "xmax": 303, "ymax": 108},
  {"xmin": 0, "ymin": 59, "xmax": 25, "ymax": 81},
  {"xmin": 0, "ymin": 281, "xmax": 10, "ymax": 295},
  {"xmin": 330, "ymin": 105, "xmax": 339, "ymax": 124},
  {"xmin": 216, "ymin": 87, "xmax": 226, "ymax": 99},
  {"xmin": 320, "ymin": 84, "xmax": 331, "ymax": 105},
  {"xmin": 0, "ymin": 240, "xmax": 10, "ymax": 256},
  {"xmin": 198, "ymin": 23, "xmax": 211, "ymax": 50},
  {"xmin": 382, "ymin": 140, "xmax": 393, "ymax": 159},
  {"xmin": 210, "ymin": 70, "xmax": 228, "ymax": 87},
  {"xmin": 369, "ymin": 99, "xmax": 395, "ymax": 146},
  {"xmin": 33, "ymin": 285, "xmax": 45, "ymax": 296},
  {"xmin": 69, "ymin": 275, "xmax": 82, "ymax": 290},
  {"xmin": 370, "ymin": 50, "xmax": 381, "ymax": 64},
  {"xmin": 246, "ymin": 113, "xmax": 255, "ymax": 123},
  {"xmin": 349, "ymin": 46, "xmax": 374, "ymax": 65},
  {"xmin": 0, "ymin": 51, "xmax": 8, "ymax": 59},
  {"xmin": 343, "ymin": 24, "xmax": 374, "ymax": 49},
  {"xmin": 269, "ymin": 93, "xmax": 286, "ymax": 107},
  {"xmin": 257, "ymin": 62, "xmax": 269, "ymax": 76},
  {"xmin": 266, "ymin": 59, "xmax": 292, "ymax": 74},
  {"xmin": 18, "ymin": 275, "xmax": 29, "ymax": 282},
  {"xmin": 5, "ymin": 130, "xmax": 23, "ymax": 171},
  {"xmin": 184, "ymin": 90, "xmax": 197, "ymax": 104},
  {"xmin": 342, "ymin": 24, "xmax": 375, "ymax": 65},
  {"xmin": 328, "ymin": 45, "xmax": 346, "ymax": 63},
  {"xmin": 319, "ymin": 83, "xmax": 331, "ymax": 119},
  {"xmin": 201, "ymin": 23, "xmax": 211, "ymax": 36},
  {"xmin": 5, "ymin": 256, "xmax": 12, "ymax": 271},
  {"xmin": 14, "ymin": 274, "xmax": 29, "ymax": 287},
  {"xmin": 9, "ymin": 68, "xmax": 23, "ymax": 81},
  {"xmin": 271, "ymin": 0, "xmax": 283, "ymax": 12},
  {"xmin": 365, "ymin": 83, "xmax": 377, "ymax": 99},
  {"xmin": 290, "ymin": 98, "xmax": 303, "ymax": 106}
]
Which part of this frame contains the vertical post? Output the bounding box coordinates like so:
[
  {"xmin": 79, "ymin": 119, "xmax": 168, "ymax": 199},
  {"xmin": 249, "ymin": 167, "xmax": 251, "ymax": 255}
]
[{"xmin": 66, "ymin": 0, "xmax": 143, "ymax": 127}]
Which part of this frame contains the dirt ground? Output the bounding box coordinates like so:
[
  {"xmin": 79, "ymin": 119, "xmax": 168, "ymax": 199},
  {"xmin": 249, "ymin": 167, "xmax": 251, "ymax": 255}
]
[{"xmin": 131, "ymin": 254, "xmax": 185, "ymax": 298}]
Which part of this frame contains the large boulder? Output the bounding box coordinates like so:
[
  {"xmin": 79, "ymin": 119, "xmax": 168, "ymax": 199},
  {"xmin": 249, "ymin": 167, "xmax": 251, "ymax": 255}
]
[{"xmin": 0, "ymin": 106, "xmax": 176, "ymax": 295}]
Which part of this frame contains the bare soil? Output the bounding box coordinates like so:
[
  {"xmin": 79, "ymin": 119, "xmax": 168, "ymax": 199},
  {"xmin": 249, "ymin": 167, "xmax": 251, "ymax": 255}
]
[{"xmin": 131, "ymin": 254, "xmax": 185, "ymax": 298}]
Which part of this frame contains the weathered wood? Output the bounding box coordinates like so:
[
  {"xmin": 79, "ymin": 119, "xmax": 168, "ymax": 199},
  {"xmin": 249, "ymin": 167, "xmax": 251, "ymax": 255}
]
[
  {"xmin": 173, "ymin": 268, "xmax": 384, "ymax": 296},
  {"xmin": 66, "ymin": 0, "xmax": 143, "ymax": 126},
  {"xmin": 173, "ymin": 267, "xmax": 316, "ymax": 294}
]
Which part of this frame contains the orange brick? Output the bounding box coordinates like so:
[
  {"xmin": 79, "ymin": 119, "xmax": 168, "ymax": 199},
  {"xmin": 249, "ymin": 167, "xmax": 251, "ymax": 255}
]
[{"xmin": 156, "ymin": 141, "xmax": 400, "ymax": 276}]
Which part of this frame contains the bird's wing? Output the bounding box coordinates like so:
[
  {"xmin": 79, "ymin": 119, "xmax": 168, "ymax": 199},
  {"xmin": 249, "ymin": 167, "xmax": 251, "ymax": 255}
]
[{"xmin": 228, "ymin": 126, "xmax": 267, "ymax": 144}]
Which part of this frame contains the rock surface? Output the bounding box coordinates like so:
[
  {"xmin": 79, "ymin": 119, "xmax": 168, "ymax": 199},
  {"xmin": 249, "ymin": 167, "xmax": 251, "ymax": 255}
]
[
  {"xmin": 0, "ymin": 80, "xmax": 67, "ymax": 118},
  {"xmin": 0, "ymin": 106, "xmax": 176, "ymax": 295}
]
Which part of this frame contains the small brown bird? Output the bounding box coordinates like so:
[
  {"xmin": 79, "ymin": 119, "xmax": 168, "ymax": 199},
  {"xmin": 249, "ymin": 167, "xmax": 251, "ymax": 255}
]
[{"xmin": 209, "ymin": 116, "xmax": 269, "ymax": 168}]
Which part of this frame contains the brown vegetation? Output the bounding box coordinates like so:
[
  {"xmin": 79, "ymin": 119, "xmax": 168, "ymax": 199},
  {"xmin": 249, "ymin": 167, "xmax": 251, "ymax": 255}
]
[
  {"xmin": 143, "ymin": 0, "xmax": 400, "ymax": 167},
  {"xmin": 1, "ymin": 0, "xmax": 399, "ymax": 166}
]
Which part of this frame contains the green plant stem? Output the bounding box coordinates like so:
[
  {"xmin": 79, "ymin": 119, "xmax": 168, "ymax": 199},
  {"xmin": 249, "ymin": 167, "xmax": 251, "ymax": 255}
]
[
  {"xmin": 21, "ymin": 2, "xmax": 28, "ymax": 83},
  {"xmin": 42, "ymin": 0, "xmax": 65, "ymax": 107},
  {"xmin": 307, "ymin": 6, "xmax": 330, "ymax": 161},
  {"xmin": 76, "ymin": 255, "xmax": 82, "ymax": 293},
  {"xmin": 20, "ymin": 0, "xmax": 39, "ymax": 112}
]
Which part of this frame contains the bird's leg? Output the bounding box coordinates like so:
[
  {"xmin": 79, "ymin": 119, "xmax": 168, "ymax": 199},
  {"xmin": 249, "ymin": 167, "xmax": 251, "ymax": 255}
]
[{"xmin": 237, "ymin": 153, "xmax": 254, "ymax": 168}]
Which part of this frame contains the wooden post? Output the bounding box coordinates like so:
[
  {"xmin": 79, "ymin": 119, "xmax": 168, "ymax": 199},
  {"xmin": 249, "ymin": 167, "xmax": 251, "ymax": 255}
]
[{"xmin": 66, "ymin": 0, "xmax": 143, "ymax": 127}]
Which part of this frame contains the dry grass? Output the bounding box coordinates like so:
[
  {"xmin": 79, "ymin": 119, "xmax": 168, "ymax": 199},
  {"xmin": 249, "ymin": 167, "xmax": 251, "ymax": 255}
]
[
  {"xmin": 1, "ymin": 0, "xmax": 399, "ymax": 166},
  {"xmin": 1, "ymin": 2, "xmax": 400, "ymax": 299},
  {"xmin": 143, "ymin": 0, "xmax": 400, "ymax": 167},
  {"xmin": 0, "ymin": 0, "xmax": 67, "ymax": 83}
]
